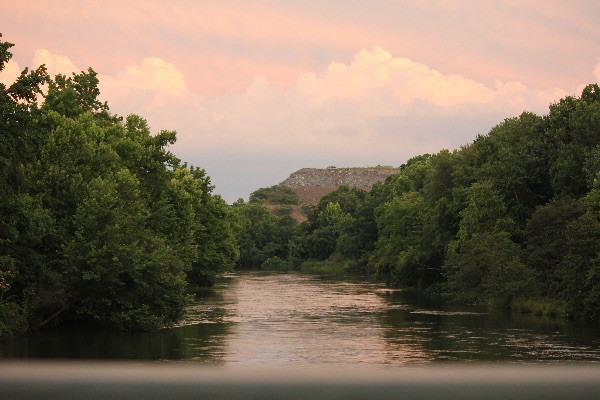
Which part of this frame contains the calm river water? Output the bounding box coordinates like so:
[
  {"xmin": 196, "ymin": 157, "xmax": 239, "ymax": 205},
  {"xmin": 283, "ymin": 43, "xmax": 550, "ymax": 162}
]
[{"xmin": 2, "ymin": 272, "xmax": 600, "ymax": 365}]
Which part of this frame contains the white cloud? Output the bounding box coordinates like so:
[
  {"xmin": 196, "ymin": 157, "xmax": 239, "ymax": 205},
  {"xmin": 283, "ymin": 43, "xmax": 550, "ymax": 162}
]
[
  {"xmin": 99, "ymin": 57, "xmax": 188, "ymax": 109},
  {"xmin": 15, "ymin": 49, "xmax": 188, "ymax": 110},
  {"xmin": 33, "ymin": 49, "xmax": 78, "ymax": 78},
  {"xmin": 91, "ymin": 46, "xmax": 584, "ymax": 200},
  {"xmin": 164, "ymin": 46, "xmax": 562, "ymax": 150},
  {"xmin": 295, "ymin": 46, "xmax": 496, "ymax": 111},
  {"xmin": 214, "ymin": 50, "xmax": 592, "ymax": 197},
  {"xmin": 17, "ymin": 46, "xmax": 587, "ymax": 201},
  {"xmin": 0, "ymin": 59, "xmax": 21, "ymax": 86}
]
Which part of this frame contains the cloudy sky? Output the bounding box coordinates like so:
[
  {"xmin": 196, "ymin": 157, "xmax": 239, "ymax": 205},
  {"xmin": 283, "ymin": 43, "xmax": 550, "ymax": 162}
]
[{"xmin": 1, "ymin": 1, "xmax": 599, "ymax": 202}]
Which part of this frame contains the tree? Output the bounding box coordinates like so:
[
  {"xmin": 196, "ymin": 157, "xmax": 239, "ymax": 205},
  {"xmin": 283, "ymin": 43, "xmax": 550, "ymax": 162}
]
[
  {"xmin": 63, "ymin": 170, "xmax": 189, "ymax": 330},
  {"xmin": 546, "ymin": 84, "xmax": 600, "ymax": 198},
  {"xmin": 0, "ymin": 35, "xmax": 240, "ymax": 334},
  {"xmin": 444, "ymin": 181, "xmax": 531, "ymax": 305},
  {"xmin": 445, "ymin": 231, "xmax": 530, "ymax": 306},
  {"xmin": 371, "ymin": 191, "xmax": 425, "ymax": 286},
  {"xmin": 522, "ymin": 197, "xmax": 585, "ymax": 295},
  {"xmin": 469, "ymin": 113, "xmax": 550, "ymax": 223},
  {"xmin": 188, "ymin": 168, "xmax": 239, "ymax": 285},
  {"xmin": 42, "ymin": 68, "xmax": 108, "ymax": 119},
  {"xmin": 231, "ymin": 200, "xmax": 296, "ymax": 269},
  {"xmin": 301, "ymin": 201, "xmax": 355, "ymax": 261},
  {"xmin": 557, "ymin": 212, "xmax": 600, "ymax": 320},
  {"xmin": 0, "ymin": 34, "xmax": 51, "ymax": 335},
  {"xmin": 559, "ymin": 177, "xmax": 600, "ymax": 321}
]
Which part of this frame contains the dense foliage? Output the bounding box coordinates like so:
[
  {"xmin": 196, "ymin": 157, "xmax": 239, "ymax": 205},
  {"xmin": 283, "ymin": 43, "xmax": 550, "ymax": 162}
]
[
  {"xmin": 231, "ymin": 198, "xmax": 298, "ymax": 271},
  {"xmin": 0, "ymin": 36, "xmax": 238, "ymax": 335},
  {"xmin": 286, "ymin": 84, "xmax": 600, "ymax": 322},
  {"xmin": 249, "ymin": 184, "xmax": 299, "ymax": 205}
]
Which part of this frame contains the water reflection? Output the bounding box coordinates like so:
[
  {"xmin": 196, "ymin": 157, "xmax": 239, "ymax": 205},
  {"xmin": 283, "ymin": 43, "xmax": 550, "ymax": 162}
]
[
  {"xmin": 378, "ymin": 289, "xmax": 600, "ymax": 363},
  {"xmin": 0, "ymin": 320, "xmax": 231, "ymax": 362},
  {"xmin": 213, "ymin": 273, "xmax": 394, "ymax": 366},
  {"xmin": 1, "ymin": 271, "xmax": 600, "ymax": 365}
]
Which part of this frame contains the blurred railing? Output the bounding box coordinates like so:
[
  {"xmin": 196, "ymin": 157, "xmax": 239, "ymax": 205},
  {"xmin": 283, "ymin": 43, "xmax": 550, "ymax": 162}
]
[{"xmin": 1, "ymin": 362, "xmax": 599, "ymax": 399}]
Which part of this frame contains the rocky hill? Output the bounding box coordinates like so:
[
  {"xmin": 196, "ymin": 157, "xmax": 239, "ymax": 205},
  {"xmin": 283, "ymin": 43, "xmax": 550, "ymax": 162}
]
[
  {"xmin": 251, "ymin": 167, "xmax": 400, "ymax": 221},
  {"xmin": 248, "ymin": 167, "xmax": 399, "ymax": 221},
  {"xmin": 280, "ymin": 167, "xmax": 400, "ymax": 207}
]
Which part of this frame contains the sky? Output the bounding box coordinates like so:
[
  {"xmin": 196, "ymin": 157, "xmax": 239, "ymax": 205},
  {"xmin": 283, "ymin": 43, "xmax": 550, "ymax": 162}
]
[{"xmin": 1, "ymin": 1, "xmax": 599, "ymax": 202}]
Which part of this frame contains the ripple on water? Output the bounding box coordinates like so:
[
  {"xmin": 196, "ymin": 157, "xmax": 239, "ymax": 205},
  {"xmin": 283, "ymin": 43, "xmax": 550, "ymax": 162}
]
[{"xmin": 153, "ymin": 272, "xmax": 600, "ymax": 364}]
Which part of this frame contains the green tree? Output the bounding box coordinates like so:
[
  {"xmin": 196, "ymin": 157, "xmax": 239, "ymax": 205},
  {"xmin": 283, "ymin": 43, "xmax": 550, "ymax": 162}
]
[
  {"xmin": 0, "ymin": 34, "xmax": 52, "ymax": 334},
  {"xmin": 559, "ymin": 177, "xmax": 600, "ymax": 321},
  {"xmin": 546, "ymin": 84, "xmax": 600, "ymax": 198},
  {"xmin": 232, "ymin": 200, "xmax": 296, "ymax": 269},
  {"xmin": 522, "ymin": 197, "xmax": 585, "ymax": 295},
  {"xmin": 189, "ymin": 168, "xmax": 239, "ymax": 285},
  {"xmin": 63, "ymin": 170, "xmax": 189, "ymax": 330},
  {"xmin": 299, "ymin": 186, "xmax": 367, "ymax": 262},
  {"xmin": 469, "ymin": 113, "xmax": 550, "ymax": 223},
  {"xmin": 42, "ymin": 68, "xmax": 108, "ymax": 119},
  {"xmin": 301, "ymin": 201, "xmax": 354, "ymax": 260},
  {"xmin": 445, "ymin": 231, "xmax": 530, "ymax": 305},
  {"xmin": 0, "ymin": 35, "xmax": 239, "ymax": 334},
  {"xmin": 444, "ymin": 181, "xmax": 530, "ymax": 305},
  {"xmin": 371, "ymin": 191, "xmax": 425, "ymax": 286}
]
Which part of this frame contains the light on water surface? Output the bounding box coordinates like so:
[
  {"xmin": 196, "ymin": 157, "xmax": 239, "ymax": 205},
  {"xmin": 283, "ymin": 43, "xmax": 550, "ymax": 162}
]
[{"xmin": 2, "ymin": 272, "xmax": 600, "ymax": 365}]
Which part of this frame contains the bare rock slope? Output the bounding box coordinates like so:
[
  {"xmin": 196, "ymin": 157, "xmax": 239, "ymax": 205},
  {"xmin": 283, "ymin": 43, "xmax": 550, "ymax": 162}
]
[{"xmin": 281, "ymin": 167, "xmax": 399, "ymax": 206}]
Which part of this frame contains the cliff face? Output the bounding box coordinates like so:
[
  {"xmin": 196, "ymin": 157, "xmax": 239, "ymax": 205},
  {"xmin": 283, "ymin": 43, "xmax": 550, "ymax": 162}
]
[
  {"xmin": 282, "ymin": 167, "xmax": 399, "ymax": 188},
  {"xmin": 281, "ymin": 167, "xmax": 399, "ymax": 206}
]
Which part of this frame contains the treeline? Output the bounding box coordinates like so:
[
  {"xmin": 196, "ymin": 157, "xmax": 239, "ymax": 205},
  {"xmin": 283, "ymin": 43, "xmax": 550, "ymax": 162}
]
[
  {"xmin": 241, "ymin": 84, "xmax": 600, "ymax": 323},
  {"xmin": 0, "ymin": 36, "xmax": 238, "ymax": 335},
  {"xmin": 3, "ymin": 32, "xmax": 600, "ymax": 336}
]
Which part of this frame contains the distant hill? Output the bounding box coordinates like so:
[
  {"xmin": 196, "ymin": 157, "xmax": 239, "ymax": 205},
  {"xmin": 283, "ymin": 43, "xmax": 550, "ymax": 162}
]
[
  {"xmin": 251, "ymin": 167, "xmax": 400, "ymax": 221},
  {"xmin": 281, "ymin": 167, "xmax": 400, "ymax": 205}
]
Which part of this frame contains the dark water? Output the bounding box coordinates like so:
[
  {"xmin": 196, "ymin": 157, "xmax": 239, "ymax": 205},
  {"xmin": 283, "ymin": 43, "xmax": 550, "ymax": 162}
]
[{"xmin": 2, "ymin": 272, "xmax": 600, "ymax": 365}]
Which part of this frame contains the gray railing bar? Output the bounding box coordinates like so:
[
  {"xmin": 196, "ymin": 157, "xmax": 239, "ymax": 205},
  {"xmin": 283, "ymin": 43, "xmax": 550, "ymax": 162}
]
[{"xmin": 1, "ymin": 362, "xmax": 599, "ymax": 399}]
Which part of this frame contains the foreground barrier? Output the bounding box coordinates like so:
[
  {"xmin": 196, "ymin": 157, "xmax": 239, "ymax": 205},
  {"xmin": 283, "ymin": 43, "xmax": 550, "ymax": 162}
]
[{"xmin": 1, "ymin": 362, "xmax": 599, "ymax": 399}]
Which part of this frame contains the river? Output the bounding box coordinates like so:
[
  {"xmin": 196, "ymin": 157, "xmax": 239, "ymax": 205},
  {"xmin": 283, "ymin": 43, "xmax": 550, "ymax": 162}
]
[{"xmin": 2, "ymin": 272, "xmax": 600, "ymax": 365}]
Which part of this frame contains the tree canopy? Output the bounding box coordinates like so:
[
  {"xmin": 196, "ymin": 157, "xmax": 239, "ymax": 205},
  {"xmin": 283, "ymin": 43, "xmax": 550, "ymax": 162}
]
[{"xmin": 0, "ymin": 35, "xmax": 238, "ymax": 335}]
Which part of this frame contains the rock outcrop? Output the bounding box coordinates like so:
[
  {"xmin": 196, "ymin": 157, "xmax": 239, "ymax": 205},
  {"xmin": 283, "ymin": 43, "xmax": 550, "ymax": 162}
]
[{"xmin": 281, "ymin": 167, "xmax": 399, "ymax": 206}]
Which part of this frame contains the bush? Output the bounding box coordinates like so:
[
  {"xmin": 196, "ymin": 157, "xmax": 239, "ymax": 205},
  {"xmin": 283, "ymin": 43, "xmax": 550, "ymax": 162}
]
[
  {"xmin": 298, "ymin": 260, "xmax": 346, "ymax": 275},
  {"xmin": 0, "ymin": 301, "xmax": 27, "ymax": 337},
  {"xmin": 250, "ymin": 185, "xmax": 299, "ymax": 205}
]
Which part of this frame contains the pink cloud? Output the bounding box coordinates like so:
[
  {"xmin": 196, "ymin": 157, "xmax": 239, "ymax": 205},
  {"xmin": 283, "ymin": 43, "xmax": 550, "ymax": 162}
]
[
  {"xmin": 0, "ymin": 59, "xmax": 21, "ymax": 86},
  {"xmin": 33, "ymin": 49, "xmax": 78, "ymax": 78},
  {"xmin": 152, "ymin": 46, "xmax": 579, "ymax": 165},
  {"xmin": 6, "ymin": 44, "xmax": 586, "ymax": 165},
  {"xmin": 99, "ymin": 57, "xmax": 189, "ymax": 112},
  {"xmin": 17, "ymin": 45, "xmax": 572, "ymax": 167}
]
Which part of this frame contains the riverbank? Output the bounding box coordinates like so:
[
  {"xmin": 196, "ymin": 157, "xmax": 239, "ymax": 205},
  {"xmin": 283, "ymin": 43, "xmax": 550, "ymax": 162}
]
[{"xmin": 511, "ymin": 298, "xmax": 570, "ymax": 319}]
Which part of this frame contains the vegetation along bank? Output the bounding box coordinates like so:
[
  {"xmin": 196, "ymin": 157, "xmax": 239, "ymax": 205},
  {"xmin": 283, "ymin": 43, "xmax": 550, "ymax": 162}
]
[{"xmin": 2, "ymin": 34, "xmax": 600, "ymax": 335}]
